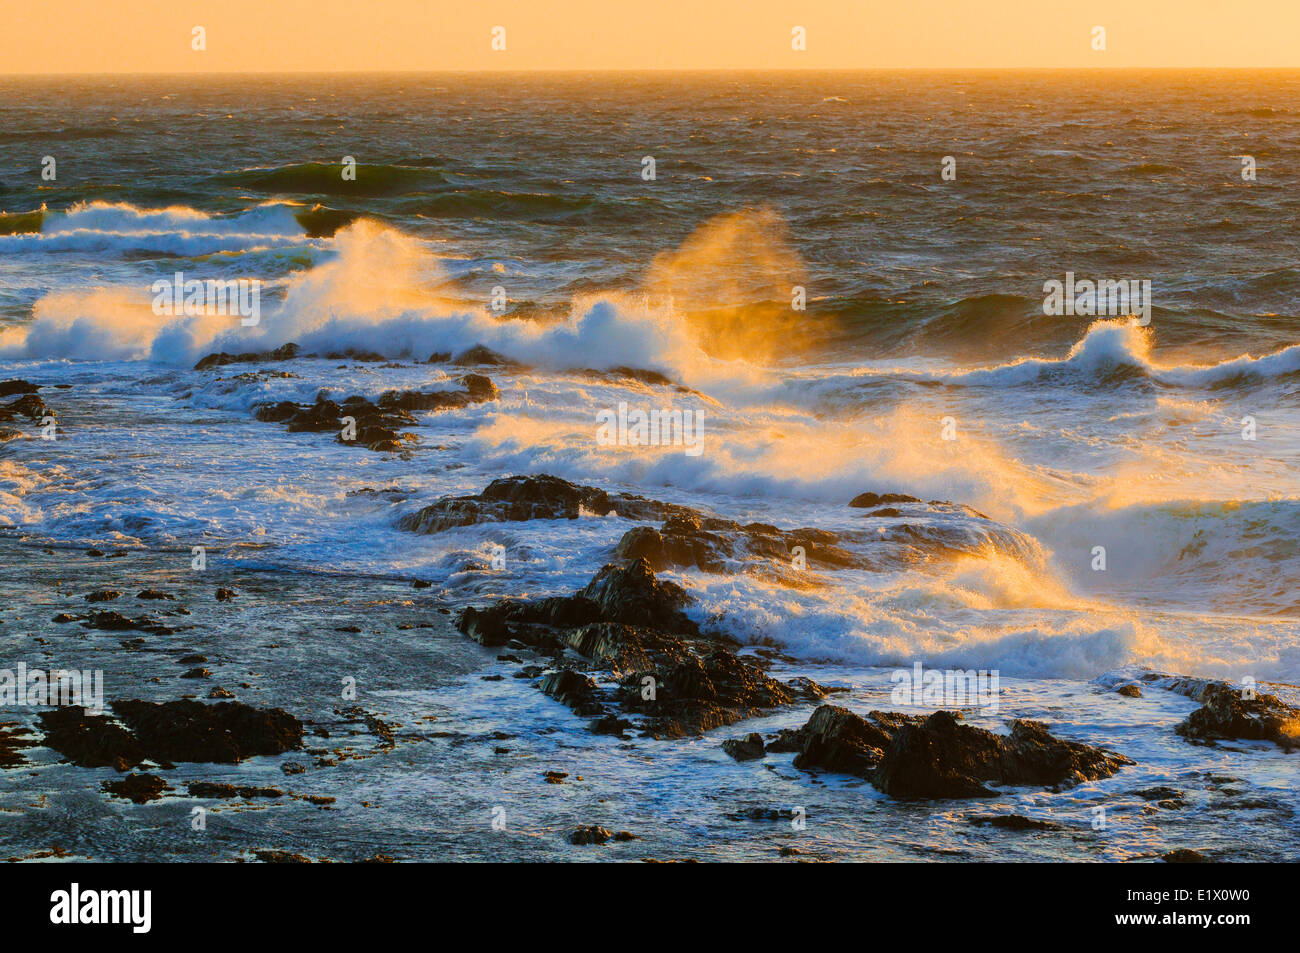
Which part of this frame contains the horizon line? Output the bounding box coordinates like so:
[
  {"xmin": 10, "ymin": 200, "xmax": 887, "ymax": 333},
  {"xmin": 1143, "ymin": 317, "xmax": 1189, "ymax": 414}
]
[{"xmin": 7, "ymin": 65, "xmax": 1300, "ymax": 78}]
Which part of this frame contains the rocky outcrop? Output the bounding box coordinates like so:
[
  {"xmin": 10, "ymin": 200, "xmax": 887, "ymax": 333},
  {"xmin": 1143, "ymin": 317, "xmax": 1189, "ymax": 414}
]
[
  {"xmin": 874, "ymin": 711, "xmax": 1132, "ymax": 798},
  {"xmin": 38, "ymin": 700, "xmax": 304, "ymax": 769},
  {"xmin": 0, "ymin": 391, "xmax": 52, "ymax": 423},
  {"xmin": 252, "ymin": 376, "xmax": 498, "ymax": 453},
  {"xmin": 782, "ymin": 705, "xmax": 1131, "ymax": 799},
  {"xmin": 194, "ymin": 343, "xmax": 299, "ymax": 370},
  {"xmin": 849, "ymin": 492, "xmax": 921, "ymax": 509},
  {"xmin": 399, "ymin": 474, "xmax": 682, "ymax": 534},
  {"xmin": 1173, "ymin": 681, "xmax": 1298, "ymax": 750},
  {"xmin": 722, "ymin": 732, "xmax": 766, "ymax": 761},
  {"xmin": 791, "ymin": 705, "xmax": 921, "ymax": 777},
  {"xmin": 454, "ymin": 558, "xmax": 824, "ymax": 739},
  {"xmin": 0, "ymin": 379, "xmax": 40, "ymax": 398},
  {"xmin": 614, "ymin": 512, "xmax": 863, "ymax": 574},
  {"xmin": 102, "ymin": 773, "xmax": 172, "ymax": 804}
]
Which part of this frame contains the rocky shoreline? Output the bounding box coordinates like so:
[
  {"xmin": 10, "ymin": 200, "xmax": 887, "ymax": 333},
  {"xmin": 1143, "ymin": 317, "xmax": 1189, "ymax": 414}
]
[{"xmin": 2, "ymin": 370, "xmax": 1298, "ymax": 862}]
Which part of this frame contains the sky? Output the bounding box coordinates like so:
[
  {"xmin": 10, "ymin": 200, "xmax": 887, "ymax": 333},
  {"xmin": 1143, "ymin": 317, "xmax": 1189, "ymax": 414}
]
[{"xmin": 3, "ymin": 0, "xmax": 1299, "ymax": 72}]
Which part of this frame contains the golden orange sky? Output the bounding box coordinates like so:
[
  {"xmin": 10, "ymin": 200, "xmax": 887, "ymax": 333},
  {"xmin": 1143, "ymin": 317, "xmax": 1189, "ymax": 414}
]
[{"xmin": 3, "ymin": 0, "xmax": 1299, "ymax": 72}]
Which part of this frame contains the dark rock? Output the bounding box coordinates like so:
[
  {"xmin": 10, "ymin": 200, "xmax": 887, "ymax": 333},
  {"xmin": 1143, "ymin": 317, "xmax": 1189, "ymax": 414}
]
[
  {"xmin": 37, "ymin": 707, "xmax": 144, "ymax": 769},
  {"xmin": 181, "ymin": 667, "xmax": 211, "ymax": 679},
  {"xmin": 456, "ymin": 605, "xmax": 510, "ymax": 646},
  {"xmin": 215, "ymin": 588, "xmax": 236, "ymax": 602},
  {"xmin": 1116, "ymin": 684, "xmax": 1142, "ymax": 698},
  {"xmin": 968, "ymin": 813, "xmax": 1062, "ymax": 831},
  {"xmin": 0, "ymin": 722, "xmax": 35, "ymax": 768},
  {"xmin": 253, "ymin": 849, "xmax": 312, "ymax": 863},
  {"xmin": 108, "ymin": 699, "xmax": 304, "ymax": 764},
  {"xmin": 1163, "ymin": 848, "xmax": 1211, "ymax": 863},
  {"xmin": 187, "ymin": 781, "xmax": 284, "ymax": 799},
  {"xmin": 452, "ymin": 344, "xmax": 517, "ymax": 367},
  {"xmin": 569, "ymin": 825, "xmax": 613, "ymax": 845},
  {"xmin": 1172, "ymin": 680, "xmax": 1298, "ymax": 750},
  {"xmin": 398, "ymin": 473, "xmax": 678, "ymax": 534},
  {"xmin": 578, "ymin": 558, "xmax": 697, "ymax": 634},
  {"xmin": 540, "ymin": 671, "xmax": 602, "ymax": 716},
  {"xmin": 849, "ymin": 492, "xmax": 921, "ymax": 508},
  {"xmin": 102, "ymin": 773, "xmax": 172, "ymax": 804},
  {"xmin": 1132, "ymin": 786, "xmax": 1184, "ymax": 802},
  {"xmin": 136, "ymin": 589, "xmax": 174, "ymax": 600},
  {"xmin": 722, "ymin": 732, "xmax": 766, "ymax": 761},
  {"xmin": 85, "ymin": 589, "xmax": 121, "ymax": 602},
  {"xmin": 194, "ymin": 343, "xmax": 299, "ymax": 370},
  {"xmin": 83, "ymin": 610, "xmax": 175, "ymax": 635},
  {"xmin": 872, "ymin": 711, "xmax": 1133, "ymax": 799},
  {"xmin": 791, "ymin": 705, "xmax": 919, "ymax": 777},
  {"xmin": 0, "ymin": 392, "xmax": 51, "ymax": 422},
  {"xmin": 615, "ymin": 512, "xmax": 862, "ymax": 574},
  {"xmin": 0, "ymin": 379, "xmax": 39, "ymax": 398}
]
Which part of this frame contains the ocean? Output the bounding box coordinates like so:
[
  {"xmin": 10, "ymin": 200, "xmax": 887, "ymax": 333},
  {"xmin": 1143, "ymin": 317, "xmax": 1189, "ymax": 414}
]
[{"xmin": 1, "ymin": 71, "xmax": 1297, "ymax": 861}]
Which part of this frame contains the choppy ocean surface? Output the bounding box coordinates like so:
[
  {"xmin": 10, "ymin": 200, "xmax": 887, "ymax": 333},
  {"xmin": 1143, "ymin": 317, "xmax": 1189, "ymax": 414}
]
[{"xmin": 1, "ymin": 72, "xmax": 1298, "ymax": 858}]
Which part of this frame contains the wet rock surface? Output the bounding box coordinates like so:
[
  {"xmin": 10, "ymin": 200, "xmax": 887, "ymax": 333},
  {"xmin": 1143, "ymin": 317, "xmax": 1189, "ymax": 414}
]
[
  {"xmin": 615, "ymin": 512, "xmax": 864, "ymax": 573},
  {"xmin": 102, "ymin": 773, "xmax": 173, "ymax": 804},
  {"xmin": 455, "ymin": 557, "xmax": 824, "ymax": 738},
  {"xmin": 251, "ymin": 374, "xmax": 498, "ymax": 452},
  {"xmin": 399, "ymin": 473, "xmax": 683, "ymax": 534},
  {"xmin": 38, "ymin": 700, "xmax": 304, "ymax": 769},
  {"xmin": 782, "ymin": 705, "xmax": 1131, "ymax": 799},
  {"xmin": 1160, "ymin": 677, "xmax": 1299, "ymax": 750}
]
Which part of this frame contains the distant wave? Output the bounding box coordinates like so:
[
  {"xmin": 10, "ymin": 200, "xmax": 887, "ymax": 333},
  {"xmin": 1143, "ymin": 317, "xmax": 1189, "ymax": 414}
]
[
  {"xmin": 0, "ymin": 200, "xmax": 312, "ymax": 256},
  {"xmin": 218, "ymin": 162, "xmax": 447, "ymax": 197}
]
